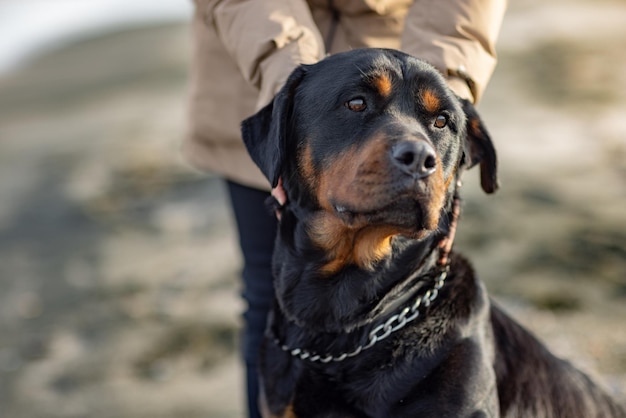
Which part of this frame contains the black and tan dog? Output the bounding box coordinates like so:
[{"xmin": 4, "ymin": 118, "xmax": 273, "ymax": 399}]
[{"xmin": 241, "ymin": 48, "xmax": 625, "ymax": 418}]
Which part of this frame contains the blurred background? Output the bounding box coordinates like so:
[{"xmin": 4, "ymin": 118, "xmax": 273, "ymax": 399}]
[{"xmin": 0, "ymin": 0, "xmax": 624, "ymax": 417}]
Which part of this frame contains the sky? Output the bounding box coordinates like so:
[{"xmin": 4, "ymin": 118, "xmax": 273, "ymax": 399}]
[{"xmin": 0, "ymin": 0, "xmax": 193, "ymax": 75}]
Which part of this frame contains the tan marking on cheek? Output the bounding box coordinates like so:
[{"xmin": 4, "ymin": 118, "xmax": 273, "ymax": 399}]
[
  {"xmin": 421, "ymin": 89, "xmax": 441, "ymax": 113},
  {"xmin": 421, "ymin": 157, "xmax": 446, "ymax": 230},
  {"xmin": 316, "ymin": 144, "xmax": 360, "ymax": 211},
  {"xmin": 317, "ymin": 135, "xmax": 390, "ymax": 212},
  {"xmin": 373, "ymin": 74, "xmax": 393, "ymax": 97},
  {"xmin": 444, "ymin": 166, "xmax": 458, "ymax": 190},
  {"xmin": 298, "ymin": 142, "xmax": 317, "ymax": 191}
]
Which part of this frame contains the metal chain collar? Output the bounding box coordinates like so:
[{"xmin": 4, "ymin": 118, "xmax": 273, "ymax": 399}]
[{"xmin": 274, "ymin": 265, "xmax": 449, "ymax": 364}]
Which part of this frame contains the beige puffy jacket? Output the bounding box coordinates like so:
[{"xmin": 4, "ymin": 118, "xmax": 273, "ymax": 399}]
[{"xmin": 183, "ymin": 0, "xmax": 507, "ymax": 190}]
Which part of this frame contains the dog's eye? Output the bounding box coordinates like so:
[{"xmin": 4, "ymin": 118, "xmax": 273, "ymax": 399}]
[
  {"xmin": 434, "ymin": 114, "xmax": 448, "ymax": 129},
  {"xmin": 345, "ymin": 98, "xmax": 367, "ymax": 112}
]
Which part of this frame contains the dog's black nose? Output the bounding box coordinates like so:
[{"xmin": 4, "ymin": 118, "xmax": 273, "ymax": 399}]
[{"xmin": 391, "ymin": 141, "xmax": 437, "ymax": 177}]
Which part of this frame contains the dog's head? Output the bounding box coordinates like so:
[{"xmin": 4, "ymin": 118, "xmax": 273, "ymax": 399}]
[{"xmin": 243, "ymin": 49, "xmax": 497, "ymax": 273}]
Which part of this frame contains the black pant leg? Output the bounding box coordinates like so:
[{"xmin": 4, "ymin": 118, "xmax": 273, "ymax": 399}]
[{"xmin": 225, "ymin": 180, "xmax": 276, "ymax": 418}]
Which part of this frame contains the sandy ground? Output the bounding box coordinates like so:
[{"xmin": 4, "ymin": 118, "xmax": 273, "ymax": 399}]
[{"xmin": 0, "ymin": 1, "xmax": 625, "ymax": 417}]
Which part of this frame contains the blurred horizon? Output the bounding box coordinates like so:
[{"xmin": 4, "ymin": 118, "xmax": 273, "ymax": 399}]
[{"xmin": 0, "ymin": 0, "xmax": 192, "ymax": 75}]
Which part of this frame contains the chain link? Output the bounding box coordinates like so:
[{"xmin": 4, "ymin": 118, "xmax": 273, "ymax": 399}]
[{"xmin": 275, "ymin": 266, "xmax": 449, "ymax": 363}]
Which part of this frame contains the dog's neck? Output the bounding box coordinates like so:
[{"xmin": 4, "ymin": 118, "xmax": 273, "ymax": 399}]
[
  {"xmin": 267, "ymin": 193, "xmax": 461, "ymax": 365},
  {"xmin": 270, "ymin": 182, "xmax": 461, "ymax": 336}
]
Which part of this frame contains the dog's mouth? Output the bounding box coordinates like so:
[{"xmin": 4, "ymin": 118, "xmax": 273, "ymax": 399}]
[{"xmin": 331, "ymin": 192, "xmax": 441, "ymax": 237}]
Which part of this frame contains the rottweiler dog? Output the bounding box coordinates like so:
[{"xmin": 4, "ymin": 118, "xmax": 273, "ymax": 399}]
[{"xmin": 241, "ymin": 48, "xmax": 625, "ymax": 418}]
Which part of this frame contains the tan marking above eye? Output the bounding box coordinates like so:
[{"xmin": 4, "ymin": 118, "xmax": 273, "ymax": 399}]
[
  {"xmin": 434, "ymin": 114, "xmax": 448, "ymax": 128},
  {"xmin": 421, "ymin": 89, "xmax": 441, "ymax": 113},
  {"xmin": 298, "ymin": 142, "xmax": 318, "ymax": 191},
  {"xmin": 373, "ymin": 74, "xmax": 392, "ymax": 97},
  {"xmin": 345, "ymin": 98, "xmax": 367, "ymax": 112}
]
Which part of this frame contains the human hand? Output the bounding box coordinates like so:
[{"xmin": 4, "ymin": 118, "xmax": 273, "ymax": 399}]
[{"xmin": 271, "ymin": 177, "xmax": 286, "ymax": 220}]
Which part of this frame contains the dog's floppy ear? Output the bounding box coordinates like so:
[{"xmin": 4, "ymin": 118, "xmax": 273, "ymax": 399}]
[
  {"xmin": 241, "ymin": 66, "xmax": 307, "ymax": 188},
  {"xmin": 460, "ymin": 99, "xmax": 499, "ymax": 194}
]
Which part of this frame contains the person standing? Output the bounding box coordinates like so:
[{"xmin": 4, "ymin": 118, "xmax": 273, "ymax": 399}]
[{"xmin": 183, "ymin": 1, "xmax": 507, "ymax": 417}]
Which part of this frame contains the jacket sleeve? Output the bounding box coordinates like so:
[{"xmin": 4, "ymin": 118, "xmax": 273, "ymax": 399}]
[
  {"xmin": 199, "ymin": 0, "xmax": 326, "ymax": 109},
  {"xmin": 401, "ymin": 0, "xmax": 507, "ymax": 103}
]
